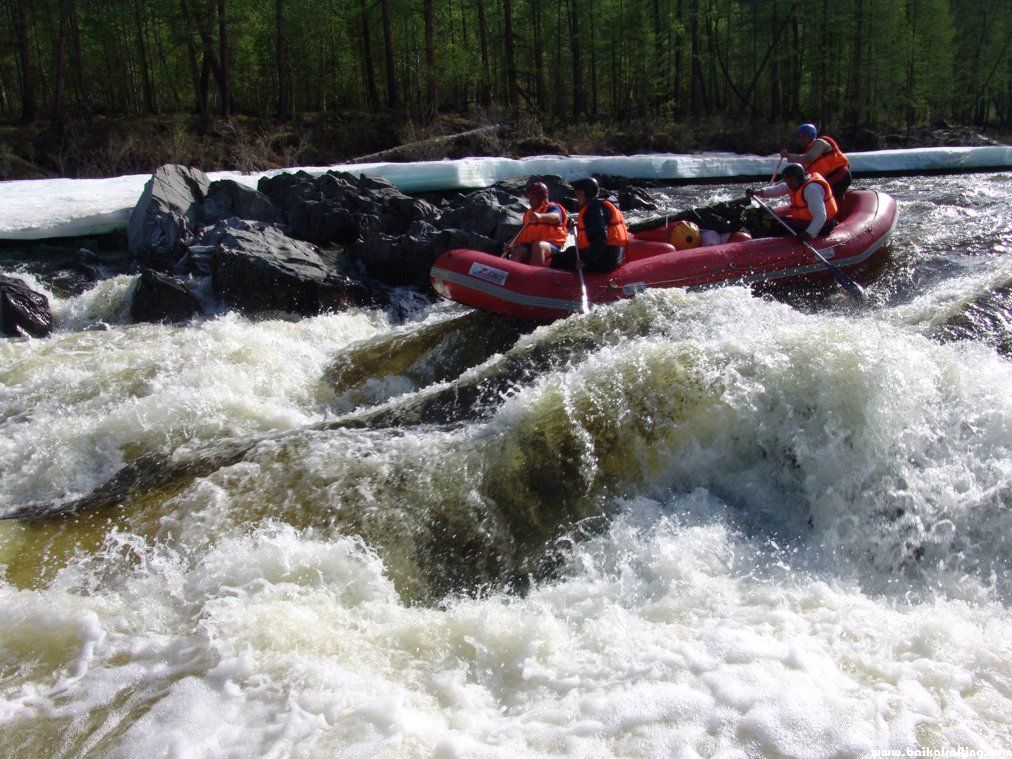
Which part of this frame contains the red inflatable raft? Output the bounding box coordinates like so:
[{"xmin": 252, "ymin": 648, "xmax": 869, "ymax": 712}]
[{"xmin": 430, "ymin": 189, "xmax": 898, "ymax": 320}]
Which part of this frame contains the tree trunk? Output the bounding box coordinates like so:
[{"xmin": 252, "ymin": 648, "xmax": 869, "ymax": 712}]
[
  {"xmin": 276, "ymin": 0, "xmax": 291, "ymax": 119},
  {"xmin": 504, "ymin": 0, "xmax": 519, "ymax": 111},
  {"xmin": 423, "ymin": 0, "xmax": 436, "ymax": 118},
  {"xmin": 652, "ymin": 0, "xmax": 664, "ymax": 111},
  {"xmin": 689, "ymin": 0, "xmax": 702, "ymax": 116},
  {"xmin": 359, "ymin": 0, "xmax": 379, "ymax": 106},
  {"xmin": 588, "ymin": 0, "xmax": 597, "ymax": 116},
  {"xmin": 476, "ymin": 0, "xmax": 492, "ymax": 105},
  {"xmin": 133, "ymin": 0, "xmax": 158, "ymax": 114},
  {"xmin": 531, "ymin": 0, "xmax": 545, "ymax": 110},
  {"xmin": 818, "ymin": 0, "xmax": 828, "ymax": 119},
  {"xmin": 218, "ymin": 0, "xmax": 231, "ymax": 115},
  {"xmin": 52, "ymin": 0, "xmax": 68, "ymax": 128},
  {"xmin": 674, "ymin": 0, "xmax": 683, "ymax": 105},
  {"xmin": 569, "ymin": 0, "xmax": 584, "ymax": 117},
  {"xmin": 67, "ymin": 0, "xmax": 88, "ymax": 112},
  {"xmin": 152, "ymin": 10, "xmax": 181, "ymax": 108},
  {"xmin": 379, "ymin": 0, "xmax": 399, "ymax": 109},
  {"xmin": 8, "ymin": 0, "xmax": 36, "ymax": 121},
  {"xmin": 554, "ymin": 0, "xmax": 565, "ymax": 117},
  {"xmin": 847, "ymin": 0, "xmax": 863, "ymax": 126}
]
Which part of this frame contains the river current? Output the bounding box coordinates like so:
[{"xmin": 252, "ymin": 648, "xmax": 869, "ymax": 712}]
[{"xmin": 1, "ymin": 172, "xmax": 1010, "ymax": 757}]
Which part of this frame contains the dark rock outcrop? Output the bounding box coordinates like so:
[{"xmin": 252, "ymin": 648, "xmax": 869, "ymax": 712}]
[
  {"xmin": 127, "ymin": 164, "xmax": 211, "ymax": 270},
  {"xmin": 258, "ymin": 170, "xmax": 439, "ymax": 246},
  {"xmin": 357, "ymin": 221, "xmax": 501, "ymax": 287},
  {"xmin": 438, "ymin": 186, "xmax": 526, "ymax": 239},
  {"xmin": 202, "ymin": 179, "xmax": 282, "ymax": 226},
  {"xmin": 206, "ymin": 219, "xmax": 373, "ymax": 315},
  {"xmin": 118, "ymin": 164, "xmax": 665, "ymax": 313},
  {"xmin": 1, "ymin": 275, "xmax": 52, "ymax": 338},
  {"xmin": 130, "ymin": 269, "xmax": 203, "ymax": 324}
]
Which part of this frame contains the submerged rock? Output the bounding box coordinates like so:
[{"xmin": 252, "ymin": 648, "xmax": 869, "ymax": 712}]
[{"xmin": 0, "ymin": 275, "xmax": 52, "ymax": 338}]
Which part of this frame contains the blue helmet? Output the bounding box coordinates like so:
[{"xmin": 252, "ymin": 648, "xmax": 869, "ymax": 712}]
[{"xmin": 797, "ymin": 123, "xmax": 818, "ymax": 140}]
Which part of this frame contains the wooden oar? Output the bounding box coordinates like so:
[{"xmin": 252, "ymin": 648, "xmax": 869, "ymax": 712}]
[
  {"xmin": 501, "ymin": 219, "xmax": 531, "ymax": 257},
  {"xmin": 751, "ymin": 195, "xmax": 865, "ymax": 302},
  {"xmin": 770, "ymin": 156, "xmax": 784, "ymax": 184}
]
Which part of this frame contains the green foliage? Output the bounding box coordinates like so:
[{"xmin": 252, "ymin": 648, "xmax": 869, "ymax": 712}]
[{"xmin": 0, "ymin": 0, "xmax": 1006, "ymax": 130}]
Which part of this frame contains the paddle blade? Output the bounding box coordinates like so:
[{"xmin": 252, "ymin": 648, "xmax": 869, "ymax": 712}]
[{"xmin": 827, "ymin": 263, "xmax": 866, "ymax": 301}]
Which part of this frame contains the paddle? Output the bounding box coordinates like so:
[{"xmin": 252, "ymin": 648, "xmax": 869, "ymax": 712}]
[
  {"xmin": 770, "ymin": 156, "xmax": 784, "ymax": 184},
  {"xmin": 567, "ymin": 223, "xmax": 591, "ymax": 314},
  {"xmin": 750, "ymin": 195, "xmax": 866, "ymax": 302},
  {"xmin": 501, "ymin": 219, "xmax": 531, "ymax": 257}
]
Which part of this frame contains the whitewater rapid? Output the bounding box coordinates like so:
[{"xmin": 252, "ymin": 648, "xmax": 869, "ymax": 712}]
[{"xmin": 1, "ymin": 170, "xmax": 1010, "ymax": 757}]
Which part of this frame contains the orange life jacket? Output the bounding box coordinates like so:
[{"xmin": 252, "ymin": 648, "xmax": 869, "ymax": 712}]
[
  {"xmin": 576, "ymin": 199, "xmax": 630, "ymax": 249},
  {"xmin": 517, "ymin": 202, "xmax": 568, "ymax": 247},
  {"xmin": 789, "ymin": 173, "xmax": 838, "ymax": 222},
  {"xmin": 807, "ymin": 135, "xmax": 849, "ymax": 179}
]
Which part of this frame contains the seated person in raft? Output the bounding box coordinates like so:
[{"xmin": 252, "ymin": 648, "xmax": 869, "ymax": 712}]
[
  {"xmin": 745, "ymin": 163, "xmax": 837, "ymax": 245},
  {"xmin": 551, "ymin": 177, "xmax": 629, "ymax": 274},
  {"xmin": 505, "ymin": 181, "xmax": 568, "ymax": 267},
  {"xmin": 780, "ymin": 122, "xmax": 852, "ymax": 203}
]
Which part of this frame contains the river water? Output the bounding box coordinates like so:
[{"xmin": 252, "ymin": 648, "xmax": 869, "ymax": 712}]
[{"xmin": 1, "ymin": 172, "xmax": 1010, "ymax": 757}]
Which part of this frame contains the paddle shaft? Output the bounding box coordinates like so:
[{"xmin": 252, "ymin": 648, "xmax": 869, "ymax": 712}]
[
  {"xmin": 750, "ymin": 195, "xmax": 865, "ymax": 301},
  {"xmin": 571, "ymin": 229, "xmax": 591, "ymax": 314},
  {"xmin": 770, "ymin": 156, "xmax": 784, "ymax": 184},
  {"xmin": 501, "ymin": 219, "xmax": 531, "ymax": 257}
]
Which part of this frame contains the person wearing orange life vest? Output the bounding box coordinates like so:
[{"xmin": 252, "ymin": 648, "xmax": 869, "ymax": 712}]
[
  {"xmin": 550, "ymin": 177, "xmax": 629, "ymax": 273},
  {"xmin": 745, "ymin": 163, "xmax": 838, "ymax": 244},
  {"xmin": 506, "ymin": 181, "xmax": 568, "ymax": 267},
  {"xmin": 779, "ymin": 123, "xmax": 852, "ymax": 201}
]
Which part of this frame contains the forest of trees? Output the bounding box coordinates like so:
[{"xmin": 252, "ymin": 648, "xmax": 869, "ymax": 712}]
[{"xmin": 0, "ymin": 0, "xmax": 1009, "ymax": 132}]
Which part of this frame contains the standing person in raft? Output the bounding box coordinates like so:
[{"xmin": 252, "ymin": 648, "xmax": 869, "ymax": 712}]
[
  {"xmin": 745, "ymin": 163, "xmax": 838, "ymax": 244},
  {"xmin": 780, "ymin": 123, "xmax": 852, "ymax": 201},
  {"xmin": 551, "ymin": 177, "xmax": 629, "ymax": 273},
  {"xmin": 505, "ymin": 181, "xmax": 569, "ymax": 267}
]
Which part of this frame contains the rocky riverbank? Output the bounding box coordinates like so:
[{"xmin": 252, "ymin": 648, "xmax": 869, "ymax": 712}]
[{"xmin": 1, "ymin": 163, "xmax": 664, "ymax": 335}]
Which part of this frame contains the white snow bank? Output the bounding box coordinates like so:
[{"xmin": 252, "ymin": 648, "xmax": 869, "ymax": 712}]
[{"xmin": 0, "ymin": 146, "xmax": 1008, "ymax": 240}]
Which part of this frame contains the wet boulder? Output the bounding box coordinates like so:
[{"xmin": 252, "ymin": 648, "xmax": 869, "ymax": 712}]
[
  {"xmin": 202, "ymin": 179, "xmax": 282, "ymax": 226},
  {"xmin": 127, "ymin": 164, "xmax": 211, "ymax": 271},
  {"xmin": 130, "ymin": 269, "xmax": 203, "ymax": 324},
  {"xmin": 355, "ymin": 221, "xmax": 501, "ymax": 288},
  {"xmin": 207, "ymin": 219, "xmax": 373, "ymax": 315},
  {"xmin": 612, "ymin": 185, "xmax": 658, "ymax": 213},
  {"xmin": 1, "ymin": 275, "xmax": 52, "ymax": 338}
]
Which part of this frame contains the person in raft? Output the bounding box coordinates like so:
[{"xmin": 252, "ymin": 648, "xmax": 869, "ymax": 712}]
[
  {"xmin": 779, "ymin": 123, "xmax": 852, "ymax": 201},
  {"xmin": 505, "ymin": 181, "xmax": 568, "ymax": 266},
  {"xmin": 745, "ymin": 163, "xmax": 838, "ymax": 244},
  {"xmin": 551, "ymin": 177, "xmax": 629, "ymax": 273}
]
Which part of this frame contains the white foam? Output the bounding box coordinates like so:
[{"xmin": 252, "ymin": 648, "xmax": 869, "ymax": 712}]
[
  {"xmin": 2, "ymin": 509, "xmax": 1008, "ymax": 757},
  {"xmin": 0, "ymin": 307, "xmax": 389, "ymax": 513}
]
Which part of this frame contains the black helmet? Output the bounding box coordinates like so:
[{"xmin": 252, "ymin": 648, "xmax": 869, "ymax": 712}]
[
  {"xmin": 781, "ymin": 163, "xmax": 806, "ymax": 181},
  {"xmin": 571, "ymin": 177, "xmax": 599, "ymax": 198}
]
